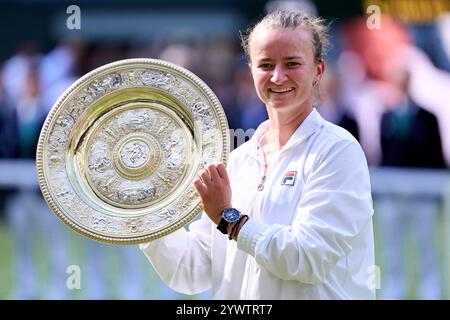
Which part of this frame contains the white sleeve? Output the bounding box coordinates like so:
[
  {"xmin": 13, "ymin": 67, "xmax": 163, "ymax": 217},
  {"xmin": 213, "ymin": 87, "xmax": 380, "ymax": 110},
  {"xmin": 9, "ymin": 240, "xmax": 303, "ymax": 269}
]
[
  {"xmin": 237, "ymin": 140, "xmax": 373, "ymax": 284},
  {"xmin": 139, "ymin": 211, "xmax": 213, "ymax": 295}
]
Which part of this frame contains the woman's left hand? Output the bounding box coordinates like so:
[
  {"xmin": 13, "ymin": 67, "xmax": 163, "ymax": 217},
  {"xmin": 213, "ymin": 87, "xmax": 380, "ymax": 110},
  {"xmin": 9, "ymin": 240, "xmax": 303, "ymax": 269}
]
[{"xmin": 193, "ymin": 162, "xmax": 232, "ymax": 225}]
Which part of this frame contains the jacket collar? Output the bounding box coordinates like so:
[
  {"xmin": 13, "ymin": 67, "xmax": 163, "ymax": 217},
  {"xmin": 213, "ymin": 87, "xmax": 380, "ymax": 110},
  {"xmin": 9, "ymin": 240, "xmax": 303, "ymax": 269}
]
[{"xmin": 245, "ymin": 108, "xmax": 325, "ymax": 157}]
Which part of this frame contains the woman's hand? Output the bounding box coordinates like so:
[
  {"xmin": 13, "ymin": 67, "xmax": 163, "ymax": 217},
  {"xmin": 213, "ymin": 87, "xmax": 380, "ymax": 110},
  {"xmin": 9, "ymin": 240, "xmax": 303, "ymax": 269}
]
[{"xmin": 193, "ymin": 162, "xmax": 232, "ymax": 225}]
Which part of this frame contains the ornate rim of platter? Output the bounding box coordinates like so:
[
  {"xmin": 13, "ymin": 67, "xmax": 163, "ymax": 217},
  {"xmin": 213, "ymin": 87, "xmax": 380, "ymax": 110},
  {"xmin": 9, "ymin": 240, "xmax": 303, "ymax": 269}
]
[{"xmin": 36, "ymin": 58, "xmax": 230, "ymax": 244}]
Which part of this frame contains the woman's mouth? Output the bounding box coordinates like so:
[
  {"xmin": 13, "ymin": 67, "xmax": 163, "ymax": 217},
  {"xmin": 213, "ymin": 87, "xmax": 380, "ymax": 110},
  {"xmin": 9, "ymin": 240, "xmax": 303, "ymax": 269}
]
[{"xmin": 269, "ymin": 87, "xmax": 294, "ymax": 93}]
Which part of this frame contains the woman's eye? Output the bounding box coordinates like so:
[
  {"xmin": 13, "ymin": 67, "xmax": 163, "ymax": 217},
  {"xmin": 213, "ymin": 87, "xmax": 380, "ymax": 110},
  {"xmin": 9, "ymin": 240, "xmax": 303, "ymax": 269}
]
[
  {"xmin": 259, "ymin": 63, "xmax": 273, "ymax": 69},
  {"xmin": 286, "ymin": 61, "xmax": 300, "ymax": 68}
]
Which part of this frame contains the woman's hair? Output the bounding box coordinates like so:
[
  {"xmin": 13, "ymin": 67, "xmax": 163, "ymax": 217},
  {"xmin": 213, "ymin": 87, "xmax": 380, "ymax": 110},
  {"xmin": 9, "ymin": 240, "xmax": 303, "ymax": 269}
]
[{"xmin": 241, "ymin": 10, "xmax": 330, "ymax": 64}]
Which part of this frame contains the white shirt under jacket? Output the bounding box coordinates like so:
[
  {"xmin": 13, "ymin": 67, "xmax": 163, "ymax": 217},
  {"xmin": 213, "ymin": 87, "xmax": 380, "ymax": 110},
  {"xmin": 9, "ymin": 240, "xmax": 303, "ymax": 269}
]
[{"xmin": 140, "ymin": 108, "xmax": 375, "ymax": 300}]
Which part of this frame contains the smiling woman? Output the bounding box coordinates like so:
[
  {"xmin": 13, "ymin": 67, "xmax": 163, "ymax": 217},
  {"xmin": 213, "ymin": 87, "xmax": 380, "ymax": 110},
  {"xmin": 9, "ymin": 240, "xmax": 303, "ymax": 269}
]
[
  {"xmin": 242, "ymin": 11, "xmax": 328, "ymax": 146},
  {"xmin": 248, "ymin": 26, "xmax": 323, "ymax": 140},
  {"xmin": 140, "ymin": 10, "xmax": 376, "ymax": 300}
]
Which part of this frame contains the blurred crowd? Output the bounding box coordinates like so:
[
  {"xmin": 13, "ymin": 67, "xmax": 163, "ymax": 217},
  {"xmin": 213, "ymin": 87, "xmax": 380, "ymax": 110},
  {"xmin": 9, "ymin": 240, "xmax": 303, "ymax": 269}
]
[{"xmin": 1, "ymin": 3, "xmax": 450, "ymax": 299}]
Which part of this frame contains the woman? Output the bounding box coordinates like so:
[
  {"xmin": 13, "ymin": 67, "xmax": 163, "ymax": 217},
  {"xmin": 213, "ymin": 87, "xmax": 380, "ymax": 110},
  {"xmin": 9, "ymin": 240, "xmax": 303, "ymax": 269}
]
[{"xmin": 140, "ymin": 10, "xmax": 375, "ymax": 299}]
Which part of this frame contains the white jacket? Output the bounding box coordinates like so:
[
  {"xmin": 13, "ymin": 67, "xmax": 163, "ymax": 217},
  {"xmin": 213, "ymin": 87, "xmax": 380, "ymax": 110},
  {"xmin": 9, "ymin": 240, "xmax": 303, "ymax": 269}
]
[{"xmin": 140, "ymin": 108, "xmax": 375, "ymax": 299}]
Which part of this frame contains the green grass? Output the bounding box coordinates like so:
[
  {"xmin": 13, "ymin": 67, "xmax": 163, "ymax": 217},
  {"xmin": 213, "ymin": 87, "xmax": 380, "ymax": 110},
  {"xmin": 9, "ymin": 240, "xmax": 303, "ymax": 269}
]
[
  {"xmin": 1, "ymin": 205, "xmax": 447, "ymax": 300},
  {"xmin": 0, "ymin": 220, "xmax": 13, "ymax": 298},
  {"xmin": 372, "ymin": 202, "xmax": 448, "ymax": 300},
  {"xmin": 0, "ymin": 217, "xmax": 208, "ymax": 300}
]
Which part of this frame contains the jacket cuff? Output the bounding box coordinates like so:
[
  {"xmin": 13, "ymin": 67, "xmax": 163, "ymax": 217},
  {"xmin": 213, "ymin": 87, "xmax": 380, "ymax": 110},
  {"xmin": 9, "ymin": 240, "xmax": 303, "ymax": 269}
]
[{"xmin": 237, "ymin": 219, "xmax": 272, "ymax": 256}]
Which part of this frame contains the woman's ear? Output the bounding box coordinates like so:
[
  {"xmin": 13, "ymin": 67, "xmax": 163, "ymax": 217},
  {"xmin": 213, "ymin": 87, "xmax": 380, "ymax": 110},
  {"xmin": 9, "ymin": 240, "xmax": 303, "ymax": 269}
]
[{"xmin": 314, "ymin": 59, "xmax": 325, "ymax": 86}]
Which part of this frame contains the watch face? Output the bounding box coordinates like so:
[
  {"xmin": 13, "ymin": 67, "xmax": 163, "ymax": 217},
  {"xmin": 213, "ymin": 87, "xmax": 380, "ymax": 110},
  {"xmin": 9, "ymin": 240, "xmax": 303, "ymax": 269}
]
[{"xmin": 223, "ymin": 208, "xmax": 241, "ymax": 223}]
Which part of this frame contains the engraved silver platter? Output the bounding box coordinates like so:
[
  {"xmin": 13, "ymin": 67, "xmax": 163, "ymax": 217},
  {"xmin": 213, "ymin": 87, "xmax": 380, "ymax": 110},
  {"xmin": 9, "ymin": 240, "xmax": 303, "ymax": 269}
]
[{"xmin": 36, "ymin": 59, "xmax": 230, "ymax": 244}]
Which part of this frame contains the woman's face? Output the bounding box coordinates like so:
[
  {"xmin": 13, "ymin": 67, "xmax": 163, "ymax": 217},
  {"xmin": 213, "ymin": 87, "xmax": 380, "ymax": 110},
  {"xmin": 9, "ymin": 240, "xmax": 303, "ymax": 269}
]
[{"xmin": 249, "ymin": 26, "xmax": 324, "ymax": 115}]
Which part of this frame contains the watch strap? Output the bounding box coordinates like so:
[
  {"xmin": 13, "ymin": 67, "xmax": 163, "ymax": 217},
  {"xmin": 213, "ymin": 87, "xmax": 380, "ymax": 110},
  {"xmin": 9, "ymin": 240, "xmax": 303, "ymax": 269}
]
[
  {"xmin": 229, "ymin": 214, "xmax": 249, "ymax": 240},
  {"xmin": 217, "ymin": 217, "xmax": 229, "ymax": 234}
]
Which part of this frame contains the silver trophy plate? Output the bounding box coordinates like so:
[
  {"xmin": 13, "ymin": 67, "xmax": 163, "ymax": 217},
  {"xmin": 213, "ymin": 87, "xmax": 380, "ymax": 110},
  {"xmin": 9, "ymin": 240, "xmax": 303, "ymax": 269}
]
[{"xmin": 36, "ymin": 59, "xmax": 230, "ymax": 244}]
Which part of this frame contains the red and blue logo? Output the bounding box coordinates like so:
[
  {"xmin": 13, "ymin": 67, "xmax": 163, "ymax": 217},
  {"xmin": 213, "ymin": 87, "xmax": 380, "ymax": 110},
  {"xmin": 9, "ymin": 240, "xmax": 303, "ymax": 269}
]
[{"xmin": 281, "ymin": 171, "xmax": 297, "ymax": 186}]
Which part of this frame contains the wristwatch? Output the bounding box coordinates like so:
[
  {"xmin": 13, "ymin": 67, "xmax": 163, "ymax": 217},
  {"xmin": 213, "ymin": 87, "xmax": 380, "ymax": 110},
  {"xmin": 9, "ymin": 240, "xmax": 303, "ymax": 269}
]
[{"xmin": 217, "ymin": 208, "xmax": 242, "ymax": 234}]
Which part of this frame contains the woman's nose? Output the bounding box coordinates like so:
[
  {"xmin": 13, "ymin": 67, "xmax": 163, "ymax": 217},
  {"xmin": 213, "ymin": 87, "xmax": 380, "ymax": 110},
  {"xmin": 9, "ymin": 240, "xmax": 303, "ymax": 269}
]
[{"xmin": 270, "ymin": 65, "xmax": 288, "ymax": 84}]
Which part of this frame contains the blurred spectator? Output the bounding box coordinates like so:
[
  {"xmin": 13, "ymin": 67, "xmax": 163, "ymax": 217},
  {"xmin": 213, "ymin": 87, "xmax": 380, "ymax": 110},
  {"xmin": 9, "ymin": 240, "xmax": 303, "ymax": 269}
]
[
  {"xmin": 406, "ymin": 46, "xmax": 450, "ymax": 167},
  {"xmin": 0, "ymin": 73, "xmax": 16, "ymax": 159},
  {"xmin": 339, "ymin": 16, "xmax": 450, "ymax": 166},
  {"xmin": 232, "ymin": 61, "xmax": 266, "ymax": 131},
  {"xmin": 2, "ymin": 54, "xmax": 71, "ymax": 299},
  {"xmin": 340, "ymin": 16, "xmax": 449, "ymax": 299},
  {"xmin": 159, "ymin": 43, "xmax": 200, "ymax": 71},
  {"xmin": 378, "ymin": 80, "xmax": 445, "ymax": 300},
  {"xmin": 200, "ymin": 39, "xmax": 243, "ymax": 131},
  {"xmin": 39, "ymin": 37, "xmax": 86, "ymax": 113},
  {"xmin": 317, "ymin": 64, "xmax": 359, "ymax": 141},
  {"xmin": 0, "ymin": 70, "xmax": 15, "ymax": 219},
  {"xmin": 1, "ymin": 42, "xmax": 41, "ymax": 103}
]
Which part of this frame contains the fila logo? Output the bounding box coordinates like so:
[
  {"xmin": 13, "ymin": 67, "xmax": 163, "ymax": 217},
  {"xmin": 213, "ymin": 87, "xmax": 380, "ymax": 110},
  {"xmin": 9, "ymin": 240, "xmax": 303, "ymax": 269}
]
[{"xmin": 281, "ymin": 171, "xmax": 297, "ymax": 186}]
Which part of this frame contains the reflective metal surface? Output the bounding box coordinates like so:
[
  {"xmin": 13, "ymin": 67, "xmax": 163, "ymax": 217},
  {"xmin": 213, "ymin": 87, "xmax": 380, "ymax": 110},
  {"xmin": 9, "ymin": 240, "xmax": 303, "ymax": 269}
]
[{"xmin": 36, "ymin": 59, "xmax": 229, "ymax": 244}]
